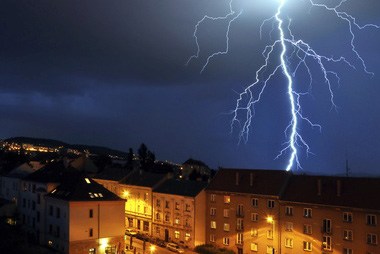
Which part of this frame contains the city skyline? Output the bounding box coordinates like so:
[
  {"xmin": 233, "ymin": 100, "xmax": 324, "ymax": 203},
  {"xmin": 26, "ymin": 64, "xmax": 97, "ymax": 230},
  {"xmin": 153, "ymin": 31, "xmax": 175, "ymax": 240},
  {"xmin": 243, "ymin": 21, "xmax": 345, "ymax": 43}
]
[{"xmin": 1, "ymin": 0, "xmax": 380, "ymax": 174}]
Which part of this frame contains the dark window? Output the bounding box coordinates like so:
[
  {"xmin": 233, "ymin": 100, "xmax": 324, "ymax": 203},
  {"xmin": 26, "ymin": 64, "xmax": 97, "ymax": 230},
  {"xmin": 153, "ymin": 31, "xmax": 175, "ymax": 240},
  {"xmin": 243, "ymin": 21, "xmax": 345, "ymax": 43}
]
[
  {"xmin": 49, "ymin": 206, "xmax": 53, "ymax": 216},
  {"xmin": 56, "ymin": 207, "xmax": 60, "ymax": 218},
  {"xmin": 89, "ymin": 228, "xmax": 93, "ymax": 237},
  {"xmin": 89, "ymin": 209, "xmax": 93, "ymax": 218},
  {"xmin": 37, "ymin": 211, "xmax": 40, "ymax": 222}
]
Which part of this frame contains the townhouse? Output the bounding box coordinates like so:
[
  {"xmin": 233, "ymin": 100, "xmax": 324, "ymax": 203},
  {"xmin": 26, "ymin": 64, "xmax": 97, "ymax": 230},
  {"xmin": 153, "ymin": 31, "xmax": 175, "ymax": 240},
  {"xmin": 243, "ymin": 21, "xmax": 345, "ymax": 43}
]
[{"xmin": 152, "ymin": 179, "xmax": 207, "ymax": 248}]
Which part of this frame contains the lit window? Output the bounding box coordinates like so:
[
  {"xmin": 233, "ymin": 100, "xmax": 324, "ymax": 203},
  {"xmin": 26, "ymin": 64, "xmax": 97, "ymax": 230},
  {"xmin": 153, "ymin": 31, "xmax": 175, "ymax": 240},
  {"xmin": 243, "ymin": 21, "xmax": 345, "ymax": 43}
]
[
  {"xmin": 266, "ymin": 246, "xmax": 274, "ymax": 254},
  {"xmin": 210, "ymin": 234, "xmax": 215, "ymax": 242},
  {"xmin": 223, "ymin": 209, "xmax": 229, "ymax": 218},
  {"xmin": 85, "ymin": 178, "xmax": 91, "ymax": 184},
  {"xmin": 322, "ymin": 236, "xmax": 332, "ymax": 250},
  {"xmin": 210, "ymin": 221, "xmax": 216, "ymax": 229},
  {"xmin": 267, "ymin": 230, "xmax": 273, "ymax": 239},
  {"xmin": 236, "ymin": 233, "xmax": 243, "ymax": 245},
  {"xmin": 185, "ymin": 204, "xmax": 190, "ymax": 212},
  {"xmin": 175, "ymin": 202, "xmax": 180, "ymax": 210},
  {"xmin": 174, "ymin": 231, "xmax": 180, "ymax": 239},
  {"xmin": 210, "ymin": 194, "xmax": 216, "ymax": 202},
  {"xmin": 250, "ymin": 228, "xmax": 258, "ymax": 237},
  {"xmin": 285, "ymin": 238, "xmax": 293, "ymax": 248},
  {"xmin": 223, "ymin": 223, "xmax": 230, "ymax": 231},
  {"xmin": 344, "ymin": 230, "xmax": 353, "ymax": 241},
  {"xmin": 285, "ymin": 222, "xmax": 293, "ymax": 231},
  {"xmin": 343, "ymin": 212, "xmax": 353, "ymax": 223},
  {"xmin": 303, "ymin": 241, "xmax": 312, "ymax": 251},
  {"xmin": 175, "ymin": 218, "xmax": 180, "ymax": 224},
  {"xmin": 223, "ymin": 237, "xmax": 229, "ymax": 246},
  {"xmin": 251, "ymin": 242, "xmax": 258, "ymax": 251},
  {"xmin": 185, "ymin": 233, "xmax": 190, "ymax": 241},
  {"xmin": 224, "ymin": 195, "xmax": 231, "ymax": 204}
]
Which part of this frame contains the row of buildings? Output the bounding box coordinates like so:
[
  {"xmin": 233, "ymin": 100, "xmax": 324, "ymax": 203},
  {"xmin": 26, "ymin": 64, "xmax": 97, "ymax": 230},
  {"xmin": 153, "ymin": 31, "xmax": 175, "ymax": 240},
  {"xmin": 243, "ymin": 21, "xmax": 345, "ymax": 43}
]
[{"xmin": 1, "ymin": 161, "xmax": 380, "ymax": 254}]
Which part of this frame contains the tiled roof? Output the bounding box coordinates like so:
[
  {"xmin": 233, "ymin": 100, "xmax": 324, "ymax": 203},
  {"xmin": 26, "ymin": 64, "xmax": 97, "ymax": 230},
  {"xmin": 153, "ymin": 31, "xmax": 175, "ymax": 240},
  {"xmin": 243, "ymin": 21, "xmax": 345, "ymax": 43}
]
[
  {"xmin": 154, "ymin": 179, "xmax": 207, "ymax": 197},
  {"xmin": 23, "ymin": 161, "xmax": 79, "ymax": 183},
  {"xmin": 119, "ymin": 169, "xmax": 167, "ymax": 188},
  {"xmin": 206, "ymin": 168, "xmax": 290, "ymax": 196},
  {"xmin": 281, "ymin": 174, "xmax": 380, "ymax": 210},
  {"xmin": 46, "ymin": 175, "xmax": 122, "ymax": 202}
]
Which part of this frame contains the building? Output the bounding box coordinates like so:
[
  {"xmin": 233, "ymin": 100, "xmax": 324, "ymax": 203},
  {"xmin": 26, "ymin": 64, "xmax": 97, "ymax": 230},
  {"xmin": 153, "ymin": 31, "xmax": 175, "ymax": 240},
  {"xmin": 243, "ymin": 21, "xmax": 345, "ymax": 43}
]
[
  {"xmin": 45, "ymin": 175, "xmax": 125, "ymax": 254},
  {"xmin": 152, "ymin": 179, "xmax": 207, "ymax": 248},
  {"xmin": 205, "ymin": 168, "xmax": 290, "ymax": 254},
  {"xmin": 280, "ymin": 174, "xmax": 380, "ymax": 254},
  {"xmin": 119, "ymin": 169, "xmax": 168, "ymax": 234}
]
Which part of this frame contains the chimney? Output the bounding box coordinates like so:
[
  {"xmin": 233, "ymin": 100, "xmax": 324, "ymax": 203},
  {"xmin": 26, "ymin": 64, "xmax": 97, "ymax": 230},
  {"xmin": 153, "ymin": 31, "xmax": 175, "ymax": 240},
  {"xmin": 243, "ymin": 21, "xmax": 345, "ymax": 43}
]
[
  {"xmin": 250, "ymin": 173, "xmax": 254, "ymax": 187},
  {"xmin": 235, "ymin": 172, "xmax": 239, "ymax": 186},
  {"xmin": 337, "ymin": 179, "xmax": 341, "ymax": 197},
  {"xmin": 317, "ymin": 179, "xmax": 322, "ymax": 196}
]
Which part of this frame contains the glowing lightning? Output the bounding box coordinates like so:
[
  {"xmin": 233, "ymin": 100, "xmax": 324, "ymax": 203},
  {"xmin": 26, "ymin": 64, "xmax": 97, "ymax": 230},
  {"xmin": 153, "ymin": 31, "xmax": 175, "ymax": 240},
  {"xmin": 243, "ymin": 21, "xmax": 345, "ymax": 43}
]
[{"xmin": 187, "ymin": 0, "xmax": 379, "ymax": 171}]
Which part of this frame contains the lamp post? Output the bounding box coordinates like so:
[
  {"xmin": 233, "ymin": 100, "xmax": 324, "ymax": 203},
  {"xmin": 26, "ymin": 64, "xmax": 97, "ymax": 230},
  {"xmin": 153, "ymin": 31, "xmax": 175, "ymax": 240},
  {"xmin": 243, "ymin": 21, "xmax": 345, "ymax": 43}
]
[{"xmin": 267, "ymin": 216, "xmax": 275, "ymax": 254}]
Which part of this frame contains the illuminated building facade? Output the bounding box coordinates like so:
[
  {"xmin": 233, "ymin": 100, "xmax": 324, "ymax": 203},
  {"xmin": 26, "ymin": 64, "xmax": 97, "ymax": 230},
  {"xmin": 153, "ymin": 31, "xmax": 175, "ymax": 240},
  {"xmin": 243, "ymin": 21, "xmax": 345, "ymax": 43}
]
[
  {"xmin": 152, "ymin": 179, "xmax": 207, "ymax": 248},
  {"xmin": 118, "ymin": 169, "xmax": 168, "ymax": 234},
  {"xmin": 205, "ymin": 169, "xmax": 290, "ymax": 254}
]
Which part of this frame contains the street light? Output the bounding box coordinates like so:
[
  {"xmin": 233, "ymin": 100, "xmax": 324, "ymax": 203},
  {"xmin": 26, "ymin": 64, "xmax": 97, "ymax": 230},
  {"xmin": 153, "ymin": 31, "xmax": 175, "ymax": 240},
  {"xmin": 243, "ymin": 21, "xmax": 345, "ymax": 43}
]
[{"xmin": 149, "ymin": 245, "xmax": 156, "ymax": 253}]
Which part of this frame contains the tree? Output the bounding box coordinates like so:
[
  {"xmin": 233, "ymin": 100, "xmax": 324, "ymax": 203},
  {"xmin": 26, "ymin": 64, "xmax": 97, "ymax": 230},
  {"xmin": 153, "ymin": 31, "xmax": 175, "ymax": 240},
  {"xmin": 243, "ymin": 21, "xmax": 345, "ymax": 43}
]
[{"xmin": 126, "ymin": 148, "xmax": 134, "ymax": 170}]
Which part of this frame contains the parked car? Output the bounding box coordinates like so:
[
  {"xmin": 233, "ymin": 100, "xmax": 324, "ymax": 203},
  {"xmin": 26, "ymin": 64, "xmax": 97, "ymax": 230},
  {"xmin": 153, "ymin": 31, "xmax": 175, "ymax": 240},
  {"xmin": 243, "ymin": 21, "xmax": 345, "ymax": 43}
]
[
  {"xmin": 125, "ymin": 228, "xmax": 138, "ymax": 236},
  {"xmin": 166, "ymin": 243, "xmax": 185, "ymax": 253}
]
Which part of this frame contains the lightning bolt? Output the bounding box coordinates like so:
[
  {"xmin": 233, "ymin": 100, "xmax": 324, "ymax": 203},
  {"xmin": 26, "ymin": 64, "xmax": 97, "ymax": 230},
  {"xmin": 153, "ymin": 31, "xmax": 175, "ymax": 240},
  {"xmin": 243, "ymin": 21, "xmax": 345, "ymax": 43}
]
[{"xmin": 187, "ymin": 0, "xmax": 379, "ymax": 171}]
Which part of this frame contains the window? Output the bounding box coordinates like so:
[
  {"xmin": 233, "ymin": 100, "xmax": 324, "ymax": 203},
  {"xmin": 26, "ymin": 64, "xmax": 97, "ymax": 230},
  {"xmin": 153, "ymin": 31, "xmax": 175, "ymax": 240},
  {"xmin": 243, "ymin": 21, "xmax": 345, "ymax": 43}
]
[
  {"xmin": 303, "ymin": 241, "xmax": 312, "ymax": 251},
  {"xmin": 237, "ymin": 218, "xmax": 244, "ymax": 230},
  {"xmin": 185, "ymin": 233, "xmax": 190, "ymax": 241},
  {"xmin": 323, "ymin": 236, "xmax": 332, "ymax": 250},
  {"xmin": 285, "ymin": 206, "xmax": 293, "ymax": 216},
  {"xmin": 156, "ymin": 226, "xmax": 160, "ymax": 234},
  {"xmin": 223, "ymin": 237, "xmax": 229, "ymax": 246},
  {"xmin": 251, "ymin": 228, "xmax": 258, "ymax": 237},
  {"xmin": 210, "ymin": 208, "xmax": 216, "ymax": 216},
  {"xmin": 237, "ymin": 204, "xmax": 244, "ymax": 217},
  {"xmin": 344, "ymin": 230, "xmax": 353, "ymax": 241},
  {"xmin": 89, "ymin": 209, "xmax": 93, "ymax": 218},
  {"xmin": 266, "ymin": 246, "xmax": 274, "ymax": 254},
  {"xmin": 285, "ymin": 222, "xmax": 293, "ymax": 231},
  {"xmin": 49, "ymin": 224, "xmax": 53, "ymax": 234},
  {"xmin": 37, "ymin": 194, "xmax": 41, "ymax": 204},
  {"xmin": 224, "ymin": 195, "xmax": 231, "ymax": 204},
  {"xmin": 236, "ymin": 233, "xmax": 243, "ymax": 244},
  {"xmin": 210, "ymin": 234, "xmax": 215, "ymax": 242},
  {"xmin": 165, "ymin": 201, "xmax": 170, "ymax": 209},
  {"xmin": 185, "ymin": 204, "xmax": 190, "ymax": 212},
  {"xmin": 251, "ymin": 243, "xmax": 258, "ymax": 251},
  {"xmin": 304, "ymin": 208, "xmax": 312, "ymax": 218},
  {"xmin": 32, "ymin": 201, "xmax": 36, "ymax": 211},
  {"xmin": 89, "ymin": 228, "xmax": 93, "ymax": 237},
  {"xmin": 156, "ymin": 199, "xmax": 161, "ymax": 207},
  {"xmin": 367, "ymin": 233, "xmax": 378, "ymax": 245},
  {"xmin": 251, "ymin": 198, "xmax": 258, "ymax": 207},
  {"xmin": 323, "ymin": 219, "xmax": 332, "ymax": 233},
  {"xmin": 303, "ymin": 224, "xmax": 312, "ymax": 235},
  {"xmin": 223, "ymin": 209, "xmax": 229, "ymax": 218},
  {"xmin": 22, "ymin": 198, "xmax": 26, "ymax": 208},
  {"xmin": 267, "ymin": 230, "xmax": 273, "ymax": 239},
  {"xmin": 251, "ymin": 213, "xmax": 258, "ymax": 222},
  {"xmin": 143, "ymin": 221, "xmax": 149, "ymax": 231},
  {"xmin": 174, "ymin": 231, "xmax": 180, "ymax": 239},
  {"xmin": 37, "ymin": 211, "xmax": 40, "ymax": 223},
  {"xmin": 56, "ymin": 226, "xmax": 60, "ymax": 237},
  {"xmin": 267, "ymin": 200, "xmax": 275, "ymax": 208},
  {"xmin": 175, "ymin": 202, "xmax": 180, "ymax": 210},
  {"xmin": 285, "ymin": 238, "xmax": 293, "ymax": 248},
  {"xmin": 144, "ymin": 192, "xmax": 148, "ymax": 201},
  {"xmin": 175, "ymin": 218, "xmax": 180, "ymax": 224},
  {"xmin": 210, "ymin": 194, "xmax": 216, "ymax": 202},
  {"xmin": 211, "ymin": 221, "xmax": 216, "ymax": 229},
  {"xmin": 343, "ymin": 248, "xmax": 353, "ymax": 254},
  {"xmin": 165, "ymin": 213, "xmax": 170, "ymax": 222},
  {"xmin": 89, "ymin": 248, "xmax": 96, "ymax": 254},
  {"xmin": 156, "ymin": 212, "xmax": 161, "ymax": 221},
  {"xmin": 224, "ymin": 223, "xmax": 230, "ymax": 231},
  {"xmin": 367, "ymin": 214, "xmax": 377, "ymax": 226},
  {"xmin": 49, "ymin": 205, "xmax": 53, "ymax": 216},
  {"xmin": 144, "ymin": 206, "xmax": 148, "ymax": 214},
  {"xmin": 343, "ymin": 212, "xmax": 353, "ymax": 223},
  {"xmin": 56, "ymin": 207, "xmax": 60, "ymax": 219}
]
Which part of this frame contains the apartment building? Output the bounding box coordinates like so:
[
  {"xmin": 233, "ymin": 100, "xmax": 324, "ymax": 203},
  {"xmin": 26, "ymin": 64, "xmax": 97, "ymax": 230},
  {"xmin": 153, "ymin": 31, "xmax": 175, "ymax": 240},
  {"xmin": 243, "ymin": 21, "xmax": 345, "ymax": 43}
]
[
  {"xmin": 205, "ymin": 168, "xmax": 290, "ymax": 254},
  {"xmin": 152, "ymin": 179, "xmax": 207, "ymax": 248},
  {"xmin": 45, "ymin": 175, "xmax": 125, "ymax": 254},
  {"xmin": 280, "ymin": 174, "xmax": 380, "ymax": 254},
  {"xmin": 119, "ymin": 169, "xmax": 168, "ymax": 234}
]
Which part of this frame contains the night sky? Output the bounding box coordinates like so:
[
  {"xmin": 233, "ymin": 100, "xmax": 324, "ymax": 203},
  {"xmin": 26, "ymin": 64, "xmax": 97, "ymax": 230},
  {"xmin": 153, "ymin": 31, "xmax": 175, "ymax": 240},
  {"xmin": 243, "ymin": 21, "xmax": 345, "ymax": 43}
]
[{"xmin": 1, "ymin": 0, "xmax": 380, "ymax": 175}]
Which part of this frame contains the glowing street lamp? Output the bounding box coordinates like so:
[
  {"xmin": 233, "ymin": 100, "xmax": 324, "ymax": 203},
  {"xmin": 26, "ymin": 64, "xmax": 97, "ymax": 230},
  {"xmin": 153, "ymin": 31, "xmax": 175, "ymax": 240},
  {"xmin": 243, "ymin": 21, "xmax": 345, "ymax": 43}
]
[{"xmin": 150, "ymin": 245, "xmax": 156, "ymax": 253}]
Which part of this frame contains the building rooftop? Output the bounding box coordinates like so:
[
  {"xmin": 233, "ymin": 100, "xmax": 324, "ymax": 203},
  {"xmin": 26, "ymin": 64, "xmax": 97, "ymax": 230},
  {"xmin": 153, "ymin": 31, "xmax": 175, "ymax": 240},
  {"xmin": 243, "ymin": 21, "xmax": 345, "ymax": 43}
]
[
  {"xmin": 94, "ymin": 167, "xmax": 131, "ymax": 181},
  {"xmin": 119, "ymin": 169, "xmax": 167, "ymax": 188},
  {"xmin": 206, "ymin": 168, "xmax": 290, "ymax": 196},
  {"xmin": 46, "ymin": 175, "xmax": 122, "ymax": 202},
  {"xmin": 282, "ymin": 174, "xmax": 380, "ymax": 210},
  {"xmin": 23, "ymin": 160, "xmax": 79, "ymax": 183},
  {"xmin": 154, "ymin": 179, "xmax": 207, "ymax": 197}
]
